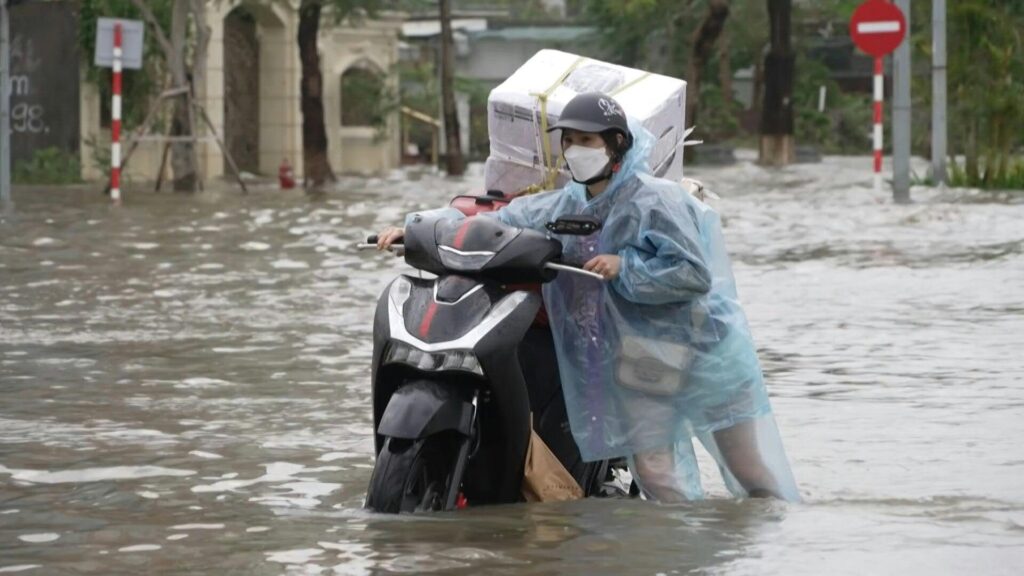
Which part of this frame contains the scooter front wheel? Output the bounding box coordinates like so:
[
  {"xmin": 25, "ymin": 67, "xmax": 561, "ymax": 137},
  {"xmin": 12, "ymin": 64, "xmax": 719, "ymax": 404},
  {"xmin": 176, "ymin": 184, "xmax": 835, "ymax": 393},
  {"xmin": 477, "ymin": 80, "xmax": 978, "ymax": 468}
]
[{"xmin": 365, "ymin": 434, "xmax": 457, "ymax": 513}]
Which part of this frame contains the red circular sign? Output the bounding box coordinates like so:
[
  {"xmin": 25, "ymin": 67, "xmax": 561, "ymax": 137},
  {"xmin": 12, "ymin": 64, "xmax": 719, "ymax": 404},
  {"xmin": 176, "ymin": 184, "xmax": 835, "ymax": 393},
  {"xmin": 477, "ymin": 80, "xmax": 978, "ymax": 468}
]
[{"xmin": 849, "ymin": 0, "xmax": 907, "ymax": 57}]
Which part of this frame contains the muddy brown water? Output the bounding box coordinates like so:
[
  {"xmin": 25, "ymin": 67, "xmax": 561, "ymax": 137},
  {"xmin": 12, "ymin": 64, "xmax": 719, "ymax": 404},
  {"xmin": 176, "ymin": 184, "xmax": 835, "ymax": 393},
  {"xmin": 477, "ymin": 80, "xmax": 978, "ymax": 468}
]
[{"xmin": 2, "ymin": 156, "xmax": 1023, "ymax": 575}]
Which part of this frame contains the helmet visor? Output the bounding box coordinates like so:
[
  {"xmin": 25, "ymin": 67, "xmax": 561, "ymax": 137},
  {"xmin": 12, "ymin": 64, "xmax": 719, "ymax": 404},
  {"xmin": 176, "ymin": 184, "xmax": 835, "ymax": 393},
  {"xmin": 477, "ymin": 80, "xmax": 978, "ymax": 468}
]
[{"xmin": 546, "ymin": 118, "xmax": 618, "ymax": 134}]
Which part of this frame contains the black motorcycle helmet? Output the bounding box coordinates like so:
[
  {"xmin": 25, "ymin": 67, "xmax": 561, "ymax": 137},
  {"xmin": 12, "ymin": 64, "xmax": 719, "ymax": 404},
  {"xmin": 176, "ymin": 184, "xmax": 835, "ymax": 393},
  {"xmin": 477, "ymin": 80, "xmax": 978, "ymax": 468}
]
[{"xmin": 546, "ymin": 91, "xmax": 634, "ymax": 164}]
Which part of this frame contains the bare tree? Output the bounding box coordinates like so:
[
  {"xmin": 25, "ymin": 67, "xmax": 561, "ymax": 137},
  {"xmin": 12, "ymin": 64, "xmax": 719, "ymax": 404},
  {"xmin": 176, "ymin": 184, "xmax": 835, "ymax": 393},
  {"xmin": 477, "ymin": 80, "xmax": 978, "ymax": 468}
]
[{"xmin": 130, "ymin": 0, "xmax": 200, "ymax": 191}]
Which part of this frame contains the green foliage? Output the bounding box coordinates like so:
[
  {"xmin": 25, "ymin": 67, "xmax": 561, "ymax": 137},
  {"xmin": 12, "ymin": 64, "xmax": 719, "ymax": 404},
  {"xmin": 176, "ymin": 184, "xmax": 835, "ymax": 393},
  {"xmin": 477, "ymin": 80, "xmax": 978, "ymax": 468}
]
[
  {"xmin": 947, "ymin": 1, "xmax": 1024, "ymax": 188},
  {"xmin": 909, "ymin": 0, "xmax": 1024, "ymax": 188},
  {"xmin": 579, "ymin": 0, "xmax": 1024, "ymax": 172},
  {"xmin": 583, "ymin": 0, "xmax": 694, "ymax": 73},
  {"xmin": 13, "ymin": 148, "xmax": 82, "ymax": 185},
  {"xmin": 697, "ymin": 84, "xmax": 742, "ymax": 141},
  {"xmin": 793, "ymin": 57, "xmax": 832, "ymax": 147},
  {"xmin": 395, "ymin": 62, "xmax": 439, "ymax": 162},
  {"xmin": 83, "ymin": 134, "xmax": 112, "ymax": 179},
  {"xmin": 394, "ymin": 58, "xmax": 490, "ymax": 161},
  {"xmin": 796, "ymin": 0, "xmax": 863, "ymax": 22},
  {"xmin": 793, "ymin": 56, "xmax": 873, "ymax": 153},
  {"xmin": 341, "ymin": 66, "xmax": 389, "ymax": 128},
  {"xmin": 948, "ymin": 158, "xmax": 1024, "ymax": 191},
  {"xmin": 313, "ymin": 0, "xmax": 388, "ymax": 23},
  {"xmin": 720, "ymin": 1, "xmax": 768, "ymax": 80}
]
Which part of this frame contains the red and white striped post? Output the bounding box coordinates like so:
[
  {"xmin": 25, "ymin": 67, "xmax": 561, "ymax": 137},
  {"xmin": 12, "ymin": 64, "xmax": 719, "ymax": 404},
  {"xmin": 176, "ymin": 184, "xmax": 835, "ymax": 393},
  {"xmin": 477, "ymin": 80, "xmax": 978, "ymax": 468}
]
[
  {"xmin": 872, "ymin": 56, "xmax": 883, "ymax": 191},
  {"xmin": 110, "ymin": 23, "xmax": 123, "ymax": 202},
  {"xmin": 850, "ymin": 0, "xmax": 907, "ymax": 194}
]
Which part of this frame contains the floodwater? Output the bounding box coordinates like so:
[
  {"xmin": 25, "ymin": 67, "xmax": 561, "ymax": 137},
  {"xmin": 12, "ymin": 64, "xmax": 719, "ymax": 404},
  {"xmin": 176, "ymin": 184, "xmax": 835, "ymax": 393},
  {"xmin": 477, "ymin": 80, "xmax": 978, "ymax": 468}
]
[{"xmin": 1, "ymin": 154, "xmax": 1023, "ymax": 575}]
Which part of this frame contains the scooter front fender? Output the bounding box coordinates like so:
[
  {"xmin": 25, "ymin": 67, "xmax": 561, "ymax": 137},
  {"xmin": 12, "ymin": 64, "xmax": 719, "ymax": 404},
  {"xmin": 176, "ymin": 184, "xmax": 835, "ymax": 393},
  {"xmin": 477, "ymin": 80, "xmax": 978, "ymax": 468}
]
[{"xmin": 377, "ymin": 379, "xmax": 474, "ymax": 440}]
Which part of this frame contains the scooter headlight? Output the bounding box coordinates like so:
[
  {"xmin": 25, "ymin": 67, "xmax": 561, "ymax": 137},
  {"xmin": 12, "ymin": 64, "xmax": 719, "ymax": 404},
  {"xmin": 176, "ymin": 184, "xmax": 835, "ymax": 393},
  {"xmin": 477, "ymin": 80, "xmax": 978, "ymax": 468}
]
[
  {"xmin": 437, "ymin": 245, "xmax": 496, "ymax": 271},
  {"xmin": 384, "ymin": 342, "xmax": 483, "ymax": 376}
]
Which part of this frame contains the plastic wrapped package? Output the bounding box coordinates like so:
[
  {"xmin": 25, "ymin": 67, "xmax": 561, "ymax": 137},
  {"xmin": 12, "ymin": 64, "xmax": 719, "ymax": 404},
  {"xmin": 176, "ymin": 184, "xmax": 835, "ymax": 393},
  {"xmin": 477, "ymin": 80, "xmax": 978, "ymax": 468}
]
[
  {"xmin": 483, "ymin": 156, "xmax": 570, "ymax": 196},
  {"xmin": 484, "ymin": 49, "xmax": 687, "ymax": 196}
]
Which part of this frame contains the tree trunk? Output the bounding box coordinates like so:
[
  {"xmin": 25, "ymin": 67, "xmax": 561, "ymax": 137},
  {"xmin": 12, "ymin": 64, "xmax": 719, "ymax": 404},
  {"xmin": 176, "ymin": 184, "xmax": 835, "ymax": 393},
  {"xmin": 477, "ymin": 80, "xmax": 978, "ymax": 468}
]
[
  {"xmin": 190, "ymin": 0, "xmax": 210, "ymax": 91},
  {"xmin": 169, "ymin": 0, "xmax": 199, "ymax": 191},
  {"xmin": 752, "ymin": 42, "xmax": 767, "ymax": 122},
  {"xmin": 439, "ymin": 0, "xmax": 464, "ymax": 176},
  {"xmin": 718, "ymin": 30, "xmax": 732, "ymax": 101},
  {"xmin": 298, "ymin": 1, "xmax": 334, "ymax": 188},
  {"xmin": 191, "ymin": 0, "xmax": 210, "ymax": 184},
  {"xmin": 759, "ymin": 0, "xmax": 794, "ymax": 167},
  {"xmin": 685, "ymin": 0, "xmax": 730, "ymax": 131}
]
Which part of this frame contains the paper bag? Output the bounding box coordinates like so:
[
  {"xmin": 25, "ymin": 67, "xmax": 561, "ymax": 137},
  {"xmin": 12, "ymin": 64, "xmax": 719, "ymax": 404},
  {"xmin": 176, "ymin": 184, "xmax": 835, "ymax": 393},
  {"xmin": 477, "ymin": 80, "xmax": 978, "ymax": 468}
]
[{"xmin": 522, "ymin": 428, "xmax": 583, "ymax": 502}]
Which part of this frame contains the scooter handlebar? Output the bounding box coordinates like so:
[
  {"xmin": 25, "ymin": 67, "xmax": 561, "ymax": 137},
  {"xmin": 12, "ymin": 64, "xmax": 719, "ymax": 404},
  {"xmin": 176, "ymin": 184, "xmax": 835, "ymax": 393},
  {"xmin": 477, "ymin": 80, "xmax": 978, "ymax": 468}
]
[
  {"xmin": 544, "ymin": 261, "xmax": 606, "ymax": 281},
  {"xmin": 364, "ymin": 235, "xmax": 404, "ymax": 245},
  {"xmin": 357, "ymin": 234, "xmax": 405, "ymax": 251}
]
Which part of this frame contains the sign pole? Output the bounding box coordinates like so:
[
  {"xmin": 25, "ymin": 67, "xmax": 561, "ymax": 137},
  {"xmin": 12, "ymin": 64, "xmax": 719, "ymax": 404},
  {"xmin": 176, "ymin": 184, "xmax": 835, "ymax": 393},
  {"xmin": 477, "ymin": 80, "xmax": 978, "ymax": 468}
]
[
  {"xmin": 892, "ymin": 0, "xmax": 911, "ymax": 203},
  {"xmin": 850, "ymin": 0, "xmax": 907, "ymax": 200},
  {"xmin": 0, "ymin": 1, "xmax": 11, "ymax": 205},
  {"xmin": 931, "ymin": 0, "xmax": 947, "ymax": 184},
  {"xmin": 873, "ymin": 56, "xmax": 883, "ymax": 192},
  {"xmin": 110, "ymin": 22, "xmax": 123, "ymax": 202}
]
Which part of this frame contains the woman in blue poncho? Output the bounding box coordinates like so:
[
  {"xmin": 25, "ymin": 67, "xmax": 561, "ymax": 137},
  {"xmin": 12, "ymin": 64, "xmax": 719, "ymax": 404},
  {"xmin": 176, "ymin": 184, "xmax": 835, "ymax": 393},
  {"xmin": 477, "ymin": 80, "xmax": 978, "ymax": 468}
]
[{"xmin": 378, "ymin": 92, "xmax": 800, "ymax": 502}]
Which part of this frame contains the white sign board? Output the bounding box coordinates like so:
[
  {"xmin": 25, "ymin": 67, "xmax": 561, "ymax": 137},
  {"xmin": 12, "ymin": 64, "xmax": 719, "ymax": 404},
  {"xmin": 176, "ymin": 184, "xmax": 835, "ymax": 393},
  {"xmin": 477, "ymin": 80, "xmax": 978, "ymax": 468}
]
[{"xmin": 94, "ymin": 18, "xmax": 145, "ymax": 70}]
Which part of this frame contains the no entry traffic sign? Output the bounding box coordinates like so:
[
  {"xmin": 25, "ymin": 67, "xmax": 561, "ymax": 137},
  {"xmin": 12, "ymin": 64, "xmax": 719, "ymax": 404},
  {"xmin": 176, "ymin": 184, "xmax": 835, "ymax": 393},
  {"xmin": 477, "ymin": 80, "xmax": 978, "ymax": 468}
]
[{"xmin": 849, "ymin": 0, "xmax": 907, "ymax": 57}]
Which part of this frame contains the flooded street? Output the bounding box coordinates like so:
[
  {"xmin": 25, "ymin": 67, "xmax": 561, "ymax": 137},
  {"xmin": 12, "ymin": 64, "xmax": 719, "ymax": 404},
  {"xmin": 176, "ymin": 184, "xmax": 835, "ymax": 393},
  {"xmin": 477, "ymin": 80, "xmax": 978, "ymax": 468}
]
[{"xmin": 2, "ymin": 155, "xmax": 1023, "ymax": 575}]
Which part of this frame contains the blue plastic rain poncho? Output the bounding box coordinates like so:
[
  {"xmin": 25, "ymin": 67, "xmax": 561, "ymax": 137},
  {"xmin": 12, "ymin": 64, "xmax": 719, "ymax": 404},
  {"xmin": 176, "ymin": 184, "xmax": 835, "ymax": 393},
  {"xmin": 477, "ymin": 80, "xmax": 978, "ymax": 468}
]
[{"xmin": 408, "ymin": 121, "xmax": 799, "ymax": 502}]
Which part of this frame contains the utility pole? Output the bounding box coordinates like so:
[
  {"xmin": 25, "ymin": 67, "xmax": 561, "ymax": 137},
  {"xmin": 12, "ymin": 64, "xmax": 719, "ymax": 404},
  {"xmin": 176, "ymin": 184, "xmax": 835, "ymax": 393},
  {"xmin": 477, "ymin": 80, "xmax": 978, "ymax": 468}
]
[
  {"xmin": 1, "ymin": 0, "xmax": 11, "ymax": 205},
  {"xmin": 892, "ymin": 0, "xmax": 911, "ymax": 203},
  {"xmin": 931, "ymin": 0, "xmax": 947, "ymax": 184},
  {"xmin": 439, "ymin": 0, "xmax": 464, "ymax": 176}
]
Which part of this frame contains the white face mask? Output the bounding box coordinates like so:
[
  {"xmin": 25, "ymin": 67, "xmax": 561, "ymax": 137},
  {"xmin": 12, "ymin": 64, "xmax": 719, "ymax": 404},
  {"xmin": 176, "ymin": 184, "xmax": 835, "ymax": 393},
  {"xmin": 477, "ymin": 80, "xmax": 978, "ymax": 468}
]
[{"xmin": 563, "ymin": 145, "xmax": 610, "ymax": 184}]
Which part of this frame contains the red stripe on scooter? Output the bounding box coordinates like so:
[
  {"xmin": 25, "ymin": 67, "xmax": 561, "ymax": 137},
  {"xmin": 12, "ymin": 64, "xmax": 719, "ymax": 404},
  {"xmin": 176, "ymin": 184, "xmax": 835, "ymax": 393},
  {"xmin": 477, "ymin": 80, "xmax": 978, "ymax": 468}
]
[
  {"xmin": 452, "ymin": 219, "xmax": 473, "ymax": 249},
  {"xmin": 419, "ymin": 301, "xmax": 439, "ymax": 338}
]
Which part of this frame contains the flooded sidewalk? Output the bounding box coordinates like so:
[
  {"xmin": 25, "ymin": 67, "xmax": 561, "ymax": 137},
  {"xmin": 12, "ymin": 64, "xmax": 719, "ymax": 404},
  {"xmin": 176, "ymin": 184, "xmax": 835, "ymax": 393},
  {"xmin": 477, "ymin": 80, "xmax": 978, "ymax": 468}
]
[{"xmin": 1, "ymin": 155, "xmax": 1023, "ymax": 575}]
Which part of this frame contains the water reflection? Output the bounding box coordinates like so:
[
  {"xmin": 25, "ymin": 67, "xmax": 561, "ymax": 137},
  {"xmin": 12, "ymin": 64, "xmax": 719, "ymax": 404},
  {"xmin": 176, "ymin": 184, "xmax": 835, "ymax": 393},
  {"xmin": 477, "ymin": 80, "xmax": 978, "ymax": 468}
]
[{"xmin": 2, "ymin": 159, "xmax": 1023, "ymax": 574}]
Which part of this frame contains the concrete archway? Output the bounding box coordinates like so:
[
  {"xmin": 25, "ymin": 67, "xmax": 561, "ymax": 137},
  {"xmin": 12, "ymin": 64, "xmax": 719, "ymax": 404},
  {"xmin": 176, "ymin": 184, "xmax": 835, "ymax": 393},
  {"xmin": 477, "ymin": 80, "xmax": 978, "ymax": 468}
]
[
  {"xmin": 193, "ymin": 2, "xmax": 400, "ymax": 181},
  {"xmin": 199, "ymin": 0, "xmax": 297, "ymax": 179},
  {"xmin": 326, "ymin": 45, "xmax": 399, "ymax": 175}
]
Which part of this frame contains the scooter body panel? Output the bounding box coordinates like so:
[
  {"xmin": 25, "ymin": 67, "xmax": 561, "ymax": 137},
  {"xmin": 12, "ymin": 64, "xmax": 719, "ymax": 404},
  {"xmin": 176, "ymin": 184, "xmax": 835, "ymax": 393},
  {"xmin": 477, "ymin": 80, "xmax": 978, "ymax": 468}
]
[{"xmin": 367, "ymin": 212, "xmax": 604, "ymax": 509}]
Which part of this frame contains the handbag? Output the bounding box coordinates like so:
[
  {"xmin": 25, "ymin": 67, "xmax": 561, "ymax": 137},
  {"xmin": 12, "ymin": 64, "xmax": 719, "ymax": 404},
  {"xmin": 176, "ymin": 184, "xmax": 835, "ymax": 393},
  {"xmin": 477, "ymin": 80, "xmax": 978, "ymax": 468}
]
[{"xmin": 616, "ymin": 335, "xmax": 695, "ymax": 396}]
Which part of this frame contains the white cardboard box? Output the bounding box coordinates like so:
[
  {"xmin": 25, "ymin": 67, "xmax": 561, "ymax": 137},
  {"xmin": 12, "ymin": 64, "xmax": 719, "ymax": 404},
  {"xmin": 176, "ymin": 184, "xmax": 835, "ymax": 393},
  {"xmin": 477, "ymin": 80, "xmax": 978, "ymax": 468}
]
[{"xmin": 485, "ymin": 49, "xmax": 687, "ymax": 195}]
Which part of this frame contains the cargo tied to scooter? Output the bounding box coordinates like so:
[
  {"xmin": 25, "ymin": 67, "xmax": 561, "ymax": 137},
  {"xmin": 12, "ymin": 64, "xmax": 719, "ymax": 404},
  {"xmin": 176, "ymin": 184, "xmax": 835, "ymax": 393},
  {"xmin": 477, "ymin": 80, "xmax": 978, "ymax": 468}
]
[{"xmin": 485, "ymin": 49, "xmax": 690, "ymax": 197}]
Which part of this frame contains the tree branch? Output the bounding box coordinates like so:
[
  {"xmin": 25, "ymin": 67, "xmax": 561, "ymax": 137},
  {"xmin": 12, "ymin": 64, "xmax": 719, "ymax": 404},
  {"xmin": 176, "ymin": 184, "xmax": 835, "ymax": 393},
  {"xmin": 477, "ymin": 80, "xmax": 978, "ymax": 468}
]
[
  {"xmin": 189, "ymin": 0, "xmax": 210, "ymax": 88},
  {"xmin": 129, "ymin": 0, "xmax": 174, "ymax": 63}
]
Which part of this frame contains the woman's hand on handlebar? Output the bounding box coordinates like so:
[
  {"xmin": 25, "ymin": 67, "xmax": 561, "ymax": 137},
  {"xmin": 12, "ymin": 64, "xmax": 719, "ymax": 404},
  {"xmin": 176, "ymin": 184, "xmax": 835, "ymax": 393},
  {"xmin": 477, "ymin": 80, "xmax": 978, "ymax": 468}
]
[
  {"xmin": 376, "ymin": 226, "xmax": 405, "ymax": 251},
  {"xmin": 583, "ymin": 254, "xmax": 621, "ymax": 280}
]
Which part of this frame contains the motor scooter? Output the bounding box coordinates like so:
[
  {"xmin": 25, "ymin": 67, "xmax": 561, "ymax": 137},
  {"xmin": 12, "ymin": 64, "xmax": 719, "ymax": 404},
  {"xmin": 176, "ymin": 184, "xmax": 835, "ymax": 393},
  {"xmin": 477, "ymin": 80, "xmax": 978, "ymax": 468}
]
[{"xmin": 359, "ymin": 207, "xmax": 614, "ymax": 513}]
